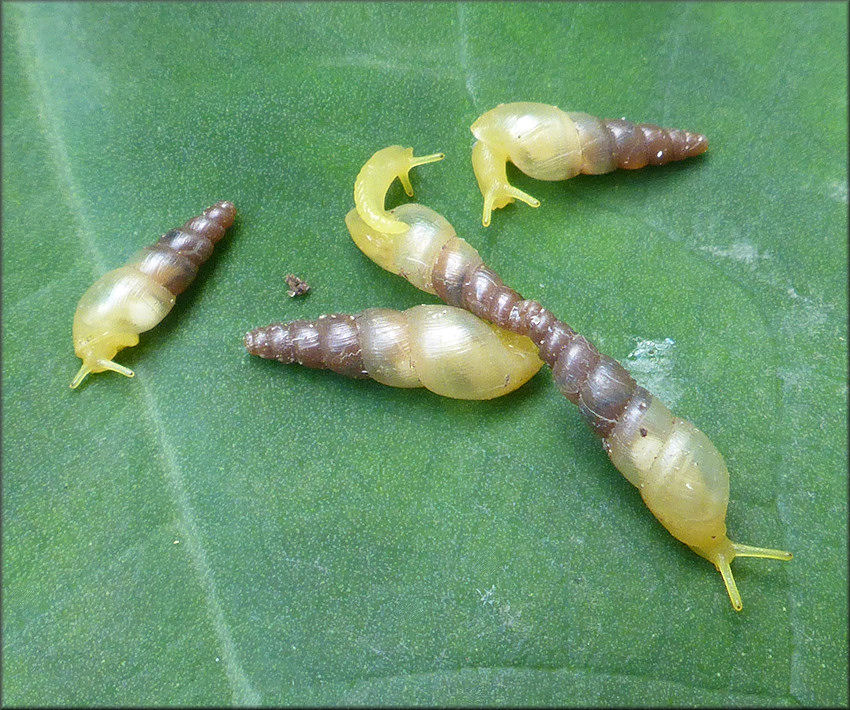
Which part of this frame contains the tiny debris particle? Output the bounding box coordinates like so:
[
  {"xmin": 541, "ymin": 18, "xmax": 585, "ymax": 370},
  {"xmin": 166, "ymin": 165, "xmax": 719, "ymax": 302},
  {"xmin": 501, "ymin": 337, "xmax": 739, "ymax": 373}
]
[
  {"xmin": 639, "ymin": 427, "xmax": 648, "ymax": 437},
  {"xmin": 173, "ymin": 540, "xmax": 180, "ymax": 545},
  {"xmin": 285, "ymin": 273, "xmax": 311, "ymax": 298}
]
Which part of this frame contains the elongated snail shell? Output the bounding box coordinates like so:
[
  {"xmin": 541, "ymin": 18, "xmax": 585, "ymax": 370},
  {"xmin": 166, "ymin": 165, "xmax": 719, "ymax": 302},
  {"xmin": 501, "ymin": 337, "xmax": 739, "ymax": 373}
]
[
  {"xmin": 353, "ymin": 145, "xmax": 444, "ymax": 235},
  {"xmin": 471, "ymin": 102, "xmax": 708, "ymax": 225},
  {"xmin": 244, "ymin": 305, "xmax": 542, "ymax": 400},
  {"xmin": 70, "ymin": 201, "xmax": 236, "ymax": 388},
  {"xmin": 346, "ymin": 198, "xmax": 791, "ymax": 610}
]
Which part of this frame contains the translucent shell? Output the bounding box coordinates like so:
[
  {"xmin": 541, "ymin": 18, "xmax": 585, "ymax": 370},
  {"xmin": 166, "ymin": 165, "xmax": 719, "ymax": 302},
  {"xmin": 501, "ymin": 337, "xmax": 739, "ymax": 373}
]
[
  {"xmin": 359, "ymin": 306, "xmax": 541, "ymax": 398},
  {"xmin": 244, "ymin": 305, "xmax": 543, "ymax": 400},
  {"xmin": 608, "ymin": 394, "xmax": 731, "ymax": 548},
  {"xmin": 353, "ymin": 145, "xmax": 444, "ymax": 235},
  {"xmin": 473, "ymin": 102, "xmax": 584, "ymax": 181}
]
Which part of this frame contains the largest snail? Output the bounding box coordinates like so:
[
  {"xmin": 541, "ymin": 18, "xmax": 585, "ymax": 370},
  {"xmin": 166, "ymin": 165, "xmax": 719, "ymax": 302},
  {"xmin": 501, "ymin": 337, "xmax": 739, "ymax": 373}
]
[{"xmin": 344, "ymin": 145, "xmax": 791, "ymax": 611}]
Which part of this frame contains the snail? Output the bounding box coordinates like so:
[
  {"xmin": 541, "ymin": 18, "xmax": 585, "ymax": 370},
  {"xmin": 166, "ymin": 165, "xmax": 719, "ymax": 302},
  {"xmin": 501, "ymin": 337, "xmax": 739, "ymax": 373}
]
[
  {"xmin": 471, "ymin": 102, "xmax": 708, "ymax": 226},
  {"xmin": 244, "ymin": 305, "xmax": 542, "ymax": 400},
  {"xmin": 70, "ymin": 201, "xmax": 236, "ymax": 388},
  {"xmin": 353, "ymin": 145, "xmax": 444, "ymax": 234},
  {"xmin": 345, "ymin": 177, "xmax": 791, "ymax": 610}
]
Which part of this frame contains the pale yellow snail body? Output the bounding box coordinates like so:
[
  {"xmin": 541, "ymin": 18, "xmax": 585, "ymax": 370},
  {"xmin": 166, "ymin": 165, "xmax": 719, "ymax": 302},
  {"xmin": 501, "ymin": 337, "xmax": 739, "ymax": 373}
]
[
  {"xmin": 345, "ymin": 147, "xmax": 790, "ymax": 609},
  {"xmin": 353, "ymin": 145, "xmax": 444, "ymax": 234},
  {"xmin": 470, "ymin": 102, "xmax": 708, "ymax": 226}
]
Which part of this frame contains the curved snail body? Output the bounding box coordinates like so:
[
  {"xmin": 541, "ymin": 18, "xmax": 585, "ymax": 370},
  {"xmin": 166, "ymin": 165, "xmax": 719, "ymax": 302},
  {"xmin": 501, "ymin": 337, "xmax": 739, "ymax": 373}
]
[
  {"xmin": 346, "ymin": 199, "xmax": 791, "ymax": 610},
  {"xmin": 471, "ymin": 102, "xmax": 709, "ymax": 226},
  {"xmin": 70, "ymin": 201, "xmax": 236, "ymax": 388},
  {"xmin": 353, "ymin": 145, "xmax": 444, "ymax": 234},
  {"xmin": 244, "ymin": 305, "xmax": 542, "ymax": 400}
]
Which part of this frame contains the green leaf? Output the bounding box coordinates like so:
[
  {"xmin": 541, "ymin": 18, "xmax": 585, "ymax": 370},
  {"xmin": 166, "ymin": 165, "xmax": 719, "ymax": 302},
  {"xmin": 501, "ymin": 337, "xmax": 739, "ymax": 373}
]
[{"xmin": 3, "ymin": 1, "xmax": 846, "ymax": 706}]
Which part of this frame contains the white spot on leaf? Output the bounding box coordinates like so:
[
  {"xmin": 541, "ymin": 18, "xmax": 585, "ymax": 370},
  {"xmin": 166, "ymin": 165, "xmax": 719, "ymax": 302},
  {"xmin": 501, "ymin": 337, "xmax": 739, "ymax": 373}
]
[
  {"xmin": 625, "ymin": 337, "xmax": 682, "ymax": 408},
  {"xmin": 700, "ymin": 241, "xmax": 770, "ymax": 266}
]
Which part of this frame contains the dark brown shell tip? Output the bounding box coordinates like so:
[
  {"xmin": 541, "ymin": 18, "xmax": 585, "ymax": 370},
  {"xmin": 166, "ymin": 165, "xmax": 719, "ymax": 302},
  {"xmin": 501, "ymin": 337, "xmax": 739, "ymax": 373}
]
[
  {"xmin": 205, "ymin": 201, "xmax": 237, "ymax": 228},
  {"xmin": 687, "ymin": 133, "xmax": 709, "ymax": 156}
]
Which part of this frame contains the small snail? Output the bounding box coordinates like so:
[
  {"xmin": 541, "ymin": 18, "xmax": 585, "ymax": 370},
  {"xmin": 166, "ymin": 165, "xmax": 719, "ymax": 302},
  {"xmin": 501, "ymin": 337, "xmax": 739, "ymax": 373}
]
[
  {"xmin": 70, "ymin": 201, "xmax": 236, "ymax": 388},
  {"xmin": 471, "ymin": 102, "xmax": 708, "ymax": 226},
  {"xmin": 353, "ymin": 145, "xmax": 444, "ymax": 234},
  {"xmin": 244, "ymin": 305, "xmax": 542, "ymax": 400},
  {"xmin": 345, "ymin": 171, "xmax": 790, "ymax": 610}
]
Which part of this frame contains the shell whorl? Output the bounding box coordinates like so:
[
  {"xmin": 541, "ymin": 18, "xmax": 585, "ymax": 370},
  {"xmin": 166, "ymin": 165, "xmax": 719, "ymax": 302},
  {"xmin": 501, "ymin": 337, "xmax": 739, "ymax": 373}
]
[
  {"xmin": 132, "ymin": 201, "xmax": 237, "ymax": 296},
  {"xmin": 432, "ymin": 246, "xmax": 637, "ymax": 437},
  {"xmin": 244, "ymin": 314, "xmax": 369, "ymax": 379},
  {"xmin": 595, "ymin": 117, "xmax": 708, "ymax": 171}
]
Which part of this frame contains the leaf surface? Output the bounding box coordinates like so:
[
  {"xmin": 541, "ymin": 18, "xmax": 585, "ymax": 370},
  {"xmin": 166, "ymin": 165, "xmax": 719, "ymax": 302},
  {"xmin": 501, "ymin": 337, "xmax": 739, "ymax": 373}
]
[{"xmin": 3, "ymin": 2, "xmax": 847, "ymax": 706}]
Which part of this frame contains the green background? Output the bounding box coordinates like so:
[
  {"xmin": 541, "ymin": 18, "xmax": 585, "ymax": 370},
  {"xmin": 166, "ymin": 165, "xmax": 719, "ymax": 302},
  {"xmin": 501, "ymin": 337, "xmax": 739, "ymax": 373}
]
[{"xmin": 3, "ymin": 2, "xmax": 847, "ymax": 706}]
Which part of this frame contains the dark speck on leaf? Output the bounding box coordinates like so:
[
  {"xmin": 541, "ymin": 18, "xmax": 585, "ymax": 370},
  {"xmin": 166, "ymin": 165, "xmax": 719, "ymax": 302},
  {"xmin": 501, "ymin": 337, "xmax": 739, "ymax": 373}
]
[{"xmin": 285, "ymin": 273, "xmax": 311, "ymax": 298}]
